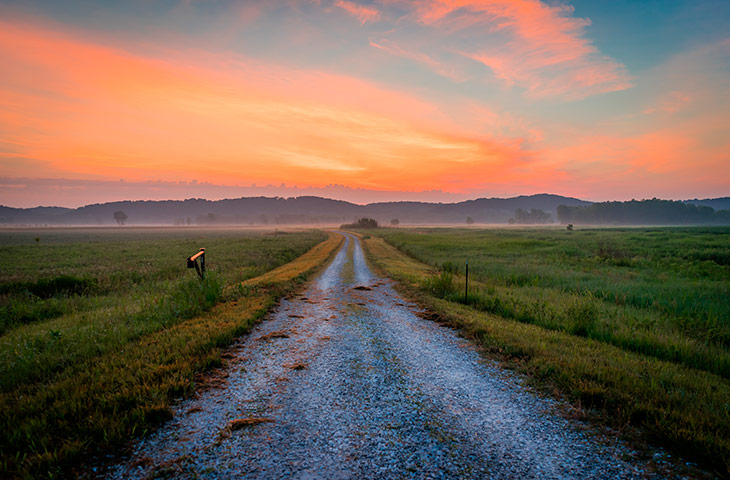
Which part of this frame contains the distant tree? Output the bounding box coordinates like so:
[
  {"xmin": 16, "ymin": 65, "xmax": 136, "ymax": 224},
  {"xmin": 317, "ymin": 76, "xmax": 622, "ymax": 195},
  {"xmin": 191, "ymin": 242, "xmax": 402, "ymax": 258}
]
[
  {"xmin": 113, "ymin": 210, "xmax": 128, "ymax": 226},
  {"xmin": 355, "ymin": 217, "xmax": 379, "ymax": 228},
  {"xmin": 567, "ymin": 224, "xmax": 574, "ymax": 231},
  {"xmin": 514, "ymin": 208, "xmax": 552, "ymax": 224},
  {"xmin": 186, "ymin": 217, "xmax": 192, "ymax": 226},
  {"xmin": 557, "ymin": 205, "xmax": 572, "ymax": 224},
  {"xmin": 390, "ymin": 218, "xmax": 400, "ymax": 227},
  {"xmin": 341, "ymin": 217, "xmax": 379, "ymax": 229},
  {"xmin": 466, "ymin": 216, "xmax": 475, "ymax": 225}
]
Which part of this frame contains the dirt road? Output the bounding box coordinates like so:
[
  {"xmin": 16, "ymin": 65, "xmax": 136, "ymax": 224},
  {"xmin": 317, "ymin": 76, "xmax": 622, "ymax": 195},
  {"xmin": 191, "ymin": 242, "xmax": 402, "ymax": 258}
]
[{"xmin": 108, "ymin": 233, "xmax": 653, "ymax": 479}]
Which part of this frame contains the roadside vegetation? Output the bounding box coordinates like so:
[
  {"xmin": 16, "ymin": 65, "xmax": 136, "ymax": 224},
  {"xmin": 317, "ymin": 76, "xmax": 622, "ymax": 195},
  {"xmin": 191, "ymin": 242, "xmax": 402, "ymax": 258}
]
[
  {"xmin": 0, "ymin": 227, "xmax": 339, "ymax": 478},
  {"xmin": 362, "ymin": 227, "xmax": 730, "ymax": 476}
]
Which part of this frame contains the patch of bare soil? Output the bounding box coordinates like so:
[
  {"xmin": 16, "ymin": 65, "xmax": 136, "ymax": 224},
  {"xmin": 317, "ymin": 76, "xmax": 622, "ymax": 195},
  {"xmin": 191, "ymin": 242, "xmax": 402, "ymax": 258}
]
[
  {"xmin": 257, "ymin": 331, "xmax": 290, "ymax": 341},
  {"xmin": 284, "ymin": 362, "xmax": 307, "ymax": 370},
  {"xmin": 227, "ymin": 418, "xmax": 274, "ymax": 431}
]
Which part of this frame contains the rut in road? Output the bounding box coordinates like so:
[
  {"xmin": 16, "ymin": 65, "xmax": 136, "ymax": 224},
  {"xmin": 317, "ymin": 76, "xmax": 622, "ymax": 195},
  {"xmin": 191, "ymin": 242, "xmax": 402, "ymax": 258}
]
[{"xmin": 108, "ymin": 233, "xmax": 653, "ymax": 479}]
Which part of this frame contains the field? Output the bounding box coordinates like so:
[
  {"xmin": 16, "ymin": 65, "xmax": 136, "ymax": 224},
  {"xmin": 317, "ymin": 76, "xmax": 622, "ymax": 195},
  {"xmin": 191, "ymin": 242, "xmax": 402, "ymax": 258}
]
[
  {"xmin": 364, "ymin": 226, "xmax": 730, "ymax": 475},
  {"xmin": 3, "ymin": 225, "xmax": 729, "ymax": 477},
  {"xmin": 0, "ymin": 227, "xmax": 337, "ymax": 478}
]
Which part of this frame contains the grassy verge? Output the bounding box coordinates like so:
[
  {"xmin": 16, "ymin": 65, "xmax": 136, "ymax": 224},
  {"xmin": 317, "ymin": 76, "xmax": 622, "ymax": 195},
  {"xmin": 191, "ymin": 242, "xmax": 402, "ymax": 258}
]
[
  {"xmin": 363, "ymin": 234, "xmax": 730, "ymax": 477},
  {"xmin": 0, "ymin": 231, "xmax": 342, "ymax": 479}
]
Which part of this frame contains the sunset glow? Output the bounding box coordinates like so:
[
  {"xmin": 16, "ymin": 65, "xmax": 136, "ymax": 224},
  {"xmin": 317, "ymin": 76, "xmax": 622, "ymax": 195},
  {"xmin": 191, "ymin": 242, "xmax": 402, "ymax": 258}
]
[{"xmin": 0, "ymin": 0, "xmax": 728, "ymax": 207}]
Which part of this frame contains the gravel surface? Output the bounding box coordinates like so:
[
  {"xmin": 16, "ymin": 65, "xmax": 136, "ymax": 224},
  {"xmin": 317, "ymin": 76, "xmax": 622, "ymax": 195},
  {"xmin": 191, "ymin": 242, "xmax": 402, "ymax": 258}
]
[{"xmin": 105, "ymin": 233, "xmax": 663, "ymax": 479}]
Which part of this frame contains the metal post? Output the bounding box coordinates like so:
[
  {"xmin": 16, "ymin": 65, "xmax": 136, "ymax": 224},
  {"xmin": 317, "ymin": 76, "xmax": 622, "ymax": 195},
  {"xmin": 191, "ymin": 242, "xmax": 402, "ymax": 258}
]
[
  {"xmin": 464, "ymin": 259, "xmax": 469, "ymax": 304},
  {"xmin": 200, "ymin": 250, "xmax": 205, "ymax": 277}
]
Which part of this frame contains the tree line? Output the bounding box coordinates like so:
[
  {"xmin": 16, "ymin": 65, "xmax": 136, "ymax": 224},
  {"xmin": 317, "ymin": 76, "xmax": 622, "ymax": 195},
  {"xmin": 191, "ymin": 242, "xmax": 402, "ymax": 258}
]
[{"xmin": 557, "ymin": 199, "xmax": 730, "ymax": 225}]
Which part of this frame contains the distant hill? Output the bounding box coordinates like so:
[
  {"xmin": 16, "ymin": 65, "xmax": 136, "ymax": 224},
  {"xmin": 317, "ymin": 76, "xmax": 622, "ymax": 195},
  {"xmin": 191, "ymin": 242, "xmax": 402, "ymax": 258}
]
[{"xmin": 0, "ymin": 194, "xmax": 589, "ymax": 226}]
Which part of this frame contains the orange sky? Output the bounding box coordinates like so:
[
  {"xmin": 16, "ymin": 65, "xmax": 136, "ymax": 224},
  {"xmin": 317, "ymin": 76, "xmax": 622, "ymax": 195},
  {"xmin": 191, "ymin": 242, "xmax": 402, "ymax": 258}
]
[{"xmin": 0, "ymin": 1, "xmax": 728, "ymax": 206}]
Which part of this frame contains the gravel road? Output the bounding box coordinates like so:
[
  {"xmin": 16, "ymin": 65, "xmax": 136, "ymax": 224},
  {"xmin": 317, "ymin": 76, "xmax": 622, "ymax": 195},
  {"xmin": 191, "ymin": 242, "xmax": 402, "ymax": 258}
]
[{"xmin": 106, "ymin": 233, "xmax": 660, "ymax": 479}]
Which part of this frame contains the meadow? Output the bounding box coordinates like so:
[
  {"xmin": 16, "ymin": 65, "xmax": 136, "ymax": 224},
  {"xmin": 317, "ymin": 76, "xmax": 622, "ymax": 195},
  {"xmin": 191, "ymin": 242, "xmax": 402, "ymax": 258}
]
[
  {"xmin": 0, "ymin": 227, "xmax": 336, "ymax": 478},
  {"xmin": 364, "ymin": 226, "xmax": 730, "ymax": 476}
]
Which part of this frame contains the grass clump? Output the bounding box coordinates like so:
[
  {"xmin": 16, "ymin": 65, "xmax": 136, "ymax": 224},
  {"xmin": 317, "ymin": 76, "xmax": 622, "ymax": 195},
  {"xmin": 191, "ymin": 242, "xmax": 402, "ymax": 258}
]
[
  {"xmin": 566, "ymin": 296, "xmax": 599, "ymax": 337},
  {"xmin": 422, "ymin": 271, "xmax": 456, "ymax": 298}
]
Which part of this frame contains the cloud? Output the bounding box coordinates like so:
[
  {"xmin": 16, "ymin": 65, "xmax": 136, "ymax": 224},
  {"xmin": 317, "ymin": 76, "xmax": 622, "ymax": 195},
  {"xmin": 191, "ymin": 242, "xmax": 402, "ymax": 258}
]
[
  {"xmin": 0, "ymin": 177, "xmax": 485, "ymax": 208},
  {"xmin": 642, "ymin": 91, "xmax": 692, "ymax": 115},
  {"xmin": 334, "ymin": 0, "xmax": 380, "ymax": 23},
  {"xmin": 0, "ymin": 17, "xmax": 531, "ymax": 198},
  {"xmin": 369, "ymin": 39, "xmax": 465, "ymax": 80},
  {"xmin": 1, "ymin": 5, "xmax": 726, "ymax": 205},
  {"xmin": 369, "ymin": 0, "xmax": 632, "ymax": 99}
]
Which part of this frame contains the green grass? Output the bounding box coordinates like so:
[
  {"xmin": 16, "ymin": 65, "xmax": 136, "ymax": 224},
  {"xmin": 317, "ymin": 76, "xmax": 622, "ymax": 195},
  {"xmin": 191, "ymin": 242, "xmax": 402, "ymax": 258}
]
[
  {"xmin": 363, "ymin": 228, "xmax": 730, "ymax": 476},
  {"xmin": 0, "ymin": 227, "xmax": 337, "ymax": 478},
  {"xmin": 378, "ymin": 227, "xmax": 730, "ymax": 378}
]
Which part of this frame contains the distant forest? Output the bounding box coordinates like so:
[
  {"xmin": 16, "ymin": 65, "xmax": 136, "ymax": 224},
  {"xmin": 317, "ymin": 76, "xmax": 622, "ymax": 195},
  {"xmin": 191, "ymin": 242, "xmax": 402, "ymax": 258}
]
[{"xmin": 557, "ymin": 199, "xmax": 730, "ymax": 225}]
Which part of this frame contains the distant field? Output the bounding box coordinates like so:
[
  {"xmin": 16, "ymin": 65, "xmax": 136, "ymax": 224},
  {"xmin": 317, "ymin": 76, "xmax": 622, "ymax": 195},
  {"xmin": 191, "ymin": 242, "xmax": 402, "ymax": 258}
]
[
  {"xmin": 0, "ymin": 227, "xmax": 333, "ymax": 478},
  {"xmin": 364, "ymin": 226, "xmax": 730, "ymax": 475}
]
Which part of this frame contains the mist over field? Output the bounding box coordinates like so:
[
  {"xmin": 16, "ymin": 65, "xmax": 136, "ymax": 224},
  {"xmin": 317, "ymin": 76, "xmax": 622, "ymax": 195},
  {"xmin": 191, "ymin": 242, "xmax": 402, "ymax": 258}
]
[{"xmin": 2, "ymin": 194, "xmax": 730, "ymax": 226}]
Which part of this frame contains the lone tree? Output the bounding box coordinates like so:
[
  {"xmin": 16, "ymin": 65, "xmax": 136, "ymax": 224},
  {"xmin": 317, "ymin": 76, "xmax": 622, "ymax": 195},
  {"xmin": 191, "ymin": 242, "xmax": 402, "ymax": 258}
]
[
  {"xmin": 390, "ymin": 218, "xmax": 400, "ymax": 227},
  {"xmin": 466, "ymin": 216, "xmax": 475, "ymax": 225},
  {"xmin": 113, "ymin": 210, "xmax": 128, "ymax": 226}
]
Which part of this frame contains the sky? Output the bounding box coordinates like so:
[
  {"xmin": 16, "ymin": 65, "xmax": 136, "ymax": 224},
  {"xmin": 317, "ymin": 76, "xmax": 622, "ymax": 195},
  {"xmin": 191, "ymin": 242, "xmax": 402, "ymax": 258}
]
[{"xmin": 0, "ymin": 0, "xmax": 728, "ymax": 208}]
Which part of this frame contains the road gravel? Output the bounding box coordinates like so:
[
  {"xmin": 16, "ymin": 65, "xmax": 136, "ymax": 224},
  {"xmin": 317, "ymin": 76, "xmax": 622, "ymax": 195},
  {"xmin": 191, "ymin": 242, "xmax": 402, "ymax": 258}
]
[{"xmin": 107, "ymin": 233, "xmax": 664, "ymax": 479}]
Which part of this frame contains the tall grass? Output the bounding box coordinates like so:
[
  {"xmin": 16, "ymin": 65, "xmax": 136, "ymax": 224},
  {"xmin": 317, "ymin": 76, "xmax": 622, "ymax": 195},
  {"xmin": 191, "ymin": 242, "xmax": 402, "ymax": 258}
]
[{"xmin": 379, "ymin": 227, "xmax": 730, "ymax": 378}]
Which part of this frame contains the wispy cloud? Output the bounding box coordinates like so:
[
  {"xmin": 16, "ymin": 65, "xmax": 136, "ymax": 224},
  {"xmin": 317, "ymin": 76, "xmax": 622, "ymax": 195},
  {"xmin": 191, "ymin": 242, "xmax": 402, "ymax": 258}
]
[
  {"xmin": 334, "ymin": 0, "xmax": 380, "ymax": 24},
  {"xmin": 368, "ymin": 0, "xmax": 632, "ymax": 99},
  {"xmin": 0, "ymin": 177, "xmax": 485, "ymax": 208},
  {"xmin": 369, "ymin": 39, "xmax": 464, "ymax": 80},
  {"xmin": 642, "ymin": 91, "xmax": 692, "ymax": 115},
  {"xmin": 0, "ymin": 18, "xmax": 530, "ymax": 195}
]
